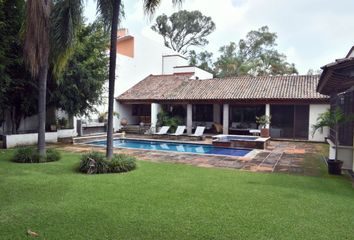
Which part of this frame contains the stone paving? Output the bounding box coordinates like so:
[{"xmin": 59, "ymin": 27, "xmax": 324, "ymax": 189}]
[{"xmin": 58, "ymin": 137, "xmax": 327, "ymax": 175}]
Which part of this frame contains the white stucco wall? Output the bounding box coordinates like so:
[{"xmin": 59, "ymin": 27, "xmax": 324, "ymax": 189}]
[
  {"xmin": 151, "ymin": 103, "xmax": 162, "ymax": 133},
  {"xmin": 4, "ymin": 132, "xmax": 58, "ymax": 148},
  {"xmin": 162, "ymin": 55, "xmax": 189, "ymax": 74},
  {"xmin": 308, "ymin": 104, "xmax": 330, "ymax": 142},
  {"xmin": 116, "ymin": 102, "xmax": 138, "ymax": 130},
  {"xmin": 93, "ymin": 33, "xmax": 185, "ymax": 119},
  {"xmin": 57, "ymin": 129, "xmax": 77, "ymax": 138},
  {"xmin": 192, "ymin": 67, "xmax": 213, "ymax": 80},
  {"xmin": 173, "ymin": 66, "xmax": 213, "ymax": 80}
]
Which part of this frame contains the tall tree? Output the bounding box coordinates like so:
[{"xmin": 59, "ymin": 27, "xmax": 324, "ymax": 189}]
[
  {"xmin": 0, "ymin": 0, "xmax": 37, "ymax": 133},
  {"xmin": 107, "ymin": 0, "xmax": 184, "ymax": 159},
  {"xmin": 23, "ymin": 0, "xmax": 52, "ymax": 159},
  {"xmin": 214, "ymin": 26, "xmax": 298, "ymax": 77},
  {"xmin": 22, "ymin": 0, "xmax": 122, "ymax": 160},
  {"xmin": 188, "ymin": 50, "xmax": 214, "ymax": 74},
  {"xmin": 105, "ymin": 0, "xmax": 121, "ymax": 159},
  {"xmin": 214, "ymin": 42, "xmax": 243, "ymax": 77},
  {"xmin": 151, "ymin": 10, "xmax": 215, "ymax": 54},
  {"xmin": 50, "ymin": 21, "xmax": 109, "ymax": 118},
  {"xmin": 22, "ymin": 0, "xmax": 181, "ymax": 160}
]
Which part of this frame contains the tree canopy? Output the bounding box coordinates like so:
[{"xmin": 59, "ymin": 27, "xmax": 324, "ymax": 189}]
[
  {"xmin": 0, "ymin": 0, "xmax": 38, "ymax": 133},
  {"xmin": 214, "ymin": 26, "xmax": 298, "ymax": 77},
  {"xmin": 50, "ymin": 21, "xmax": 109, "ymax": 117},
  {"xmin": 0, "ymin": 0, "xmax": 108, "ymax": 133},
  {"xmin": 151, "ymin": 10, "xmax": 215, "ymax": 54},
  {"xmin": 188, "ymin": 50, "xmax": 215, "ymax": 74}
]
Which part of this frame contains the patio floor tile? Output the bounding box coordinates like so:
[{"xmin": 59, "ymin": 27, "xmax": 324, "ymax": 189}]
[{"xmin": 56, "ymin": 138, "xmax": 327, "ymax": 176}]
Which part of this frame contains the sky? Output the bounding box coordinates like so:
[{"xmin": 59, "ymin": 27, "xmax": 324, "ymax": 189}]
[{"xmin": 84, "ymin": 0, "xmax": 354, "ymax": 74}]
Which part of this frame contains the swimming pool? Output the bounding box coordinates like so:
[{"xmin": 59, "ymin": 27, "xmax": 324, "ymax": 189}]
[{"xmin": 86, "ymin": 139, "xmax": 251, "ymax": 157}]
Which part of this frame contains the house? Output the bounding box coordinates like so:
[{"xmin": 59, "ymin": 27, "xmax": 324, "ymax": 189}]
[
  {"xmin": 1, "ymin": 28, "xmax": 202, "ymax": 146},
  {"xmin": 317, "ymin": 46, "xmax": 354, "ymax": 171},
  {"xmin": 117, "ymin": 73, "xmax": 330, "ymax": 142},
  {"xmin": 93, "ymin": 28, "xmax": 212, "ymax": 132}
]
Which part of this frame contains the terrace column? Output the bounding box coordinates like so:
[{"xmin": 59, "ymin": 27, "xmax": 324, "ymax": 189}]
[
  {"xmin": 151, "ymin": 103, "xmax": 161, "ymax": 133},
  {"xmin": 213, "ymin": 104, "xmax": 221, "ymax": 123},
  {"xmin": 223, "ymin": 104, "xmax": 229, "ymax": 134},
  {"xmin": 187, "ymin": 104, "xmax": 193, "ymax": 135},
  {"xmin": 265, "ymin": 104, "xmax": 270, "ymax": 128}
]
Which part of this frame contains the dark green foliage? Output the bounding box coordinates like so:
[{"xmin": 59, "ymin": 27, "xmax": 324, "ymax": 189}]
[
  {"xmin": 79, "ymin": 151, "xmax": 136, "ymax": 174},
  {"xmin": 157, "ymin": 110, "xmax": 183, "ymax": 133},
  {"xmin": 46, "ymin": 148, "xmax": 61, "ymax": 162},
  {"xmin": 0, "ymin": 0, "xmax": 37, "ymax": 133},
  {"xmin": 109, "ymin": 154, "xmax": 137, "ymax": 173},
  {"xmin": 50, "ymin": 21, "xmax": 109, "ymax": 117},
  {"xmin": 188, "ymin": 50, "xmax": 215, "ymax": 75},
  {"xmin": 151, "ymin": 10, "xmax": 215, "ymax": 54},
  {"xmin": 12, "ymin": 147, "xmax": 36, "ymax": 163},
  {"xmin": 214, "ymin": 26, "xmax": 298, "ymax": 77},
  {"xmin": 12, "ymin": 147, "xmax": 61, "ymax": 163},
  {"xmin": 79, "ymin": 151, "xmax": 109, "ymax": 174}
]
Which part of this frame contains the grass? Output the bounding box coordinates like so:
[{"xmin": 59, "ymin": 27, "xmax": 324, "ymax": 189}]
[{"xmin": 1, "ymin": 149, "xmax": 354, "ymax": 240}]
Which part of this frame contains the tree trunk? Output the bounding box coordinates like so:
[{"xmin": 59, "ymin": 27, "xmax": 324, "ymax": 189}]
[
  {"xmin": 106, "ymin": 0, "xmax": 121, "ymax": 159},
  {"xmin": 38, "ymin": 64, "xmax": 48, "ymax": 160}
]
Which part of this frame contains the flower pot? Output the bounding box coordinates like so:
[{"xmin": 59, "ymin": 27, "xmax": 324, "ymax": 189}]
[
  {"xmin": 260, "ymin": 128, "xmax": 270, "ymax": 138},
  {"xmin": 327, "ymin": 159, "xmax": 343, "ymax": 175},
  {"xmin": 120, "ymin": 118, "xmax": 128, "ymax": 126}
]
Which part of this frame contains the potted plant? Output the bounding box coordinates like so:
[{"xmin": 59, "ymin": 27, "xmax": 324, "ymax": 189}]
[
  {"xmin": 98, "ymin": 112, "xmax": 107, "ymax": 123},
  {"xmin": 256, "ymin": 115, "xmax": 271, "ymax": 138},
  {"xmin": 312, "ymin": 107, "xmax": 353, "ymax": 175},
  {"xmin": 99, "ymin": 111, "xmax": 119, "ymax": 124}
]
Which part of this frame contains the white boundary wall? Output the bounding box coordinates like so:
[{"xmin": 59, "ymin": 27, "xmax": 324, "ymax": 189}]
[
  {"xmin": 4, "ymin": 132, "xmax": 58, "ymax": 148},
  {"xmin": 57, "ymin": 129, "xmax": 77, "ymax": 138},
  {"xmin": 308, "ymin": 104, "xmax": 330, "ymax": 142}
]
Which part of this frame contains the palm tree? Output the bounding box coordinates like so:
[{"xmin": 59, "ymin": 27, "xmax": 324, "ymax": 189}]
[
  {"xmin": 106, "ymin": 0, "xmax": 121, "ymax": 159},
  {"xmin": 23, "ymin": 0, "xmax": 52, "ymax": 160},
  {"xmin": 105, "ymin": 0, "xmax": 183, "ymax": 159},
  {"xmin": 23, "ymin": 0, "xmax": 114, "ymax": 160},
  {"xmin": 313, "ymin": 106, "xmax": 354, "ymax": 174},
  {"xmin": 23, "ymin": 0, "xmax": 182, "ymax": 160},
  {"xmin": 313, "ymin": 107, "xmax": 354, "ymax": 161}
]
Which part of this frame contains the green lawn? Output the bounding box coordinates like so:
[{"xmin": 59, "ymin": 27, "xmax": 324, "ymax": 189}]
[{"xmin": 1, "ymin": 150, "xmax": 353, "ymax": 240}]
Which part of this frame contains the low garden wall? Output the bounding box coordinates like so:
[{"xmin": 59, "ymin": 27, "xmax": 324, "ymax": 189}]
[
  {"xmin": 57, "ymin": 128, "xmax": 77, "ymax": 139},
  {"xmin": 3, "ymin": 132, "xmax": 58, "ymax": 149}
]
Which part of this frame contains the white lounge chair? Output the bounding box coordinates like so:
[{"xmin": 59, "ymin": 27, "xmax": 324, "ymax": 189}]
[
  {"xmin": 169, "ymin": 126, "xmax": 186, "ymax": 136},
  {"xmin": 153, "ymin": 126, "xmax": 170, "ymax": 135},
  {"xmin": 190, "ymin": 126, "xmax": 205, "ymax": 137}
]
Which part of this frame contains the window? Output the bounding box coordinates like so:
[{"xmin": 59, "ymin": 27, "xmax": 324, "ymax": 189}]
[
  {"xmin": 193, "ymin": 104, "xmax": 213, "ymax": 122},
  {"xmin": 132, "ymin": 104, "xmax": 151, "ymax": 116}
]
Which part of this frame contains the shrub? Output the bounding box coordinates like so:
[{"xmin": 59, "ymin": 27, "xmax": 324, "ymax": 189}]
[
  {"xmin": 12, "ymin": 147, "xmax": 36, "ymax": 163},
  {"xmin": 79, "ymin": 151, "xmax": 109, "ymax": 174},
  {"xmin": 109, "ymin": 154, "xmax": 137, "ymax": 173},
  {"xmin": 12, "ymin": 147, "xmax": 61, "ymax": 163},
  {"xmin": 46, "ymin": 148, "xmax": 61, "ymax": 162},
  {"xmin": 79, "ymin": 152, "xmax": 137, "ymax": 174}
]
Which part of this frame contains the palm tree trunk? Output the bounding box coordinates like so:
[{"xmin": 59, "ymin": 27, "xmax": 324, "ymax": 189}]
[
  {"xmin": 38, "ymin": 64, "xmax": 48, "ymax": 159},
  {"xmin": 106, "ymin": 0, "xmax": 121, "ymax": 159}
]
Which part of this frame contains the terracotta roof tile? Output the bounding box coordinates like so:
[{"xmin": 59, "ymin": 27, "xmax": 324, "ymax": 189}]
[{"xmin": 117, "ymin": 74, "xmax": 328, "ymax": 102}]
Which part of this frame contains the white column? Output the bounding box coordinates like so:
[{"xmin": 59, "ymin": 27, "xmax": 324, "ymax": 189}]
[
  {"xmin": 151, "ymin": 103, "xmax": 161, "ymax": 133},
  {"xmin": 265, "ymin": 104, "xmax": 270, "ymax": 129},
  {"xmin": 187, "ymin": 104, "xmax": 193, "ymax": 135},
  {"xmin": 223, "ymin": 104, "xmax": 229, "ymax": 134},
  {"xmin": 113, "ymin": 101, "xmax": 120, "ymax": 131},
  {"xmin": 213, "ymin": 104, "xmax": 221, "ymax": 123}
]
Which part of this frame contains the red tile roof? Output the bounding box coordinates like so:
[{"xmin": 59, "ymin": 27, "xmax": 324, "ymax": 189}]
[{"xmin": 117, "ymin": 74, "xmax": 329, "ymax": 103}]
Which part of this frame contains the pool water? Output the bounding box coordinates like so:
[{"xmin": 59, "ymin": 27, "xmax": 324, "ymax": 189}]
[{"xmin": 86, "ymin": 139, "xmax": 251, "ymax": 157}]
